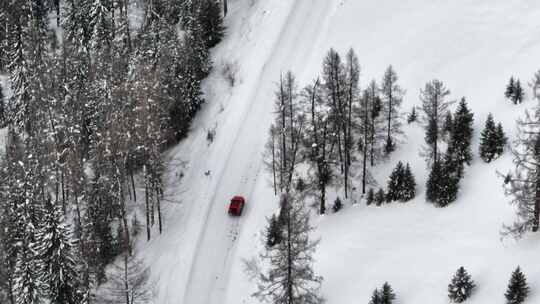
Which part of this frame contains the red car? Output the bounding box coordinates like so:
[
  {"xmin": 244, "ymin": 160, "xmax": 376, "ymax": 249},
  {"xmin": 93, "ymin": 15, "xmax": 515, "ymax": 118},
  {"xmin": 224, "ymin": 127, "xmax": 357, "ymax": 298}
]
[{"xmin": 228, "ymin": 196, "xmax": 246, "ymax": 216}]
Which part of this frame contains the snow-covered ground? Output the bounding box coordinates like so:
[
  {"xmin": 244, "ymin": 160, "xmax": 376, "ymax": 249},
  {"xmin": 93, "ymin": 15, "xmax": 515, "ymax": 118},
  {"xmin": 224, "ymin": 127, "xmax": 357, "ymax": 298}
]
[{"xmin": 139, "ymin": 1, "xmax": 540, "ymax": 303}]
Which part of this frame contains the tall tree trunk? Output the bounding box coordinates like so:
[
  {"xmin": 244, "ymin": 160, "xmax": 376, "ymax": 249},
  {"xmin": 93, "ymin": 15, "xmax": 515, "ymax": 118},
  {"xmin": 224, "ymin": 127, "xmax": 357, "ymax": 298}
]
[
  {"xmin": 280, "ymin": 75, "xmax": 286, "ymax": 193},
  {"xmin": 271, "ymin": 132, "xmax": 277, "ymax": 195},
  {"xmin": 362, "ymin": 96, "xmax": 368, "ymax": 194},
  {"xmin": 286, "ymin": 196, "xmax": 293, "ymax": 304},
  {"xmin": 145, "ymin": 181, "xmax": 150, "ymax": 241},
  {"xmin": 124, "ymin": 253, "xmax": 130, "ymax": 304},
  {"xmin": 386, "ymin": 89, "xmax": 393, "ymax": 152},
  {"xmin": 156, "ymin": 186, "xmax": 162, "ymax": 234},
  {"xmin": 534, "ymin": 173, "xmax": 540, "ymax": 232}
]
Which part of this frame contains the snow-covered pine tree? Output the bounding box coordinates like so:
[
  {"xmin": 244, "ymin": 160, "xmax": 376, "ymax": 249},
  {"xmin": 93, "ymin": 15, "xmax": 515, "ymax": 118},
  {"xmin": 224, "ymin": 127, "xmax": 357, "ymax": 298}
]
[
  {"xmin": 198, "ymin": 0, "xmax": 225, "ymax": 49},
  {"xmin": 442, "ymin": 110, "xmax": 453, "ymax": 140},
  {"xmin": 375, "ymin": 188, "xmax": 385, "ymax": 206},
  {"xmin": 380, "ymin": 65, "xmax": 404, "ymax": 155},
  {"xmin": 426, "ymin": 160, "xmax": 443, "ymax": 203},
  {"xmin": 35, "ymin": 199, "xmax": 85, "ymax": 304},
  {"xmin": 368, "ymin": 288, "xmax": 381, "ymax": 304},
  {"xmin": 531, "ymin": 70, "xmax": 540, "ymax": 101},
  {"xmin": 332, "ymin": 196, "xmax": 343, "ymax": 213},
  {"xmin": 480, "ymin": 113, "xmax": 499, "ymax": 163},
  {"xmin": 505, "ymin": 267, "xmax": 528, "ymax": 304},
  {"xmin": 407, "ymin": 106, "xmax": 417, "ymax": 124},
  {"xmin": 402, "ymin": 163, "xmax": 416, "ymax": 202},
  {"xmin": 254, "ymin": 193, "xmax": 323, "ymax": 304},
  {"xmin": 386, "ymin": 161, "xmax": 405, "ymax": 202},
  {"xmin": 366, "ymin": 188, "xmax": 375, "ymax": 205},
  {"xmin": 505, "ymin": 77, "xmax": 516, "ymax": 100},
  {"xmin": 379, "ymin": 282, "xmax": 396, "ymax": 304},
  {"xmin": 266, "ymin": 214, "xmax": 282, "ymax": 248},
  {"xmin": 448, "ymin": 266, "xmax": 475, "ymax": 303},
  {"xmin": 450, "ymin": 98, "xmax": 474, "ymax": 168},
  {"xmin": 495, "ymin": 122, "xmax": 508, "ymax": 157},
  {"xmin": 420, "ymin": 79, "xmax": 452, "ymax": 165},
  {"xmin": 514, "ymin": 80, "xmax": 524, "ymax": 104},
  {"xmin": 426, "ymin": 157, "xmax": 458, "ymax": 207},
  {"xmin": 0, "ymin": 83, "xmax": 5, "ymax": 127}
]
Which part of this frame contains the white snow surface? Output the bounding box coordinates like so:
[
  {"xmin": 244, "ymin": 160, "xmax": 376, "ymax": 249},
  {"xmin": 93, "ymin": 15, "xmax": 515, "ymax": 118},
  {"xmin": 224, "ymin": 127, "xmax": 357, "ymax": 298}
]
[{"xmin": 138, "ymin": 1, "xmax": 540, "ymax": 303}]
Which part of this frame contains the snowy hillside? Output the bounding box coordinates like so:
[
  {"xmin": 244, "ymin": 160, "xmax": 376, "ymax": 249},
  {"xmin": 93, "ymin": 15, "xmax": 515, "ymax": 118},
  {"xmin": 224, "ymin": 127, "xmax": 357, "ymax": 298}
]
[{"xmin": 140, "ymin": 1, "xmax": 540, "ymax": 303}]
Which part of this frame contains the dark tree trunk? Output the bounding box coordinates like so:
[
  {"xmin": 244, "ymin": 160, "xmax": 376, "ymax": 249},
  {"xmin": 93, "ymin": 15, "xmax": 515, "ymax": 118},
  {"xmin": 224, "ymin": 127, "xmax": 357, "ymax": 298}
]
[
  {"xmin": 145, "ymin": 182, "xmax": 150, "ymax": 241},
  {"xmin": 156, "ymin": 187, "xmax": 162, "ymax": 234},
  {"xmin": 534, "ymin": 173, "xmax": 540, "ymax": 232},
  {"xmin": 286, "ymin": 196, "xmax": 293, "ymax": 304}
]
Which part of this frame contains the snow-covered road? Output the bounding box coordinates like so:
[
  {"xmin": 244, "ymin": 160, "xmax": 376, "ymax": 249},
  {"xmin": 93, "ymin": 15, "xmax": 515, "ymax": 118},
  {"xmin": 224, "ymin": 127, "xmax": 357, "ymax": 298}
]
[{"xmin": 181, "ymin": 1, "xmax": 336, "ymax": 303}]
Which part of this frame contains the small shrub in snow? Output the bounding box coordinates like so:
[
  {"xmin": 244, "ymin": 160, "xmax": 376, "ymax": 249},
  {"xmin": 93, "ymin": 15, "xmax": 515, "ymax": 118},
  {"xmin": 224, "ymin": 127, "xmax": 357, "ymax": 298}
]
[
  {"xmin": 206, "ymin": 124, "xmax": 217, "ymax": 145},
  {"xmin": 366, "ymin": 188, "xmax": 375, "ymax": 206},
  {"xmin": 380, "ymin": 282, "xmax": 396, "ymax": 304},
  {"xmin": 265, "ymin": 214, "xmax": 282, "ymax": 247},
  {"xmin": 505, "ymin": 266, "xmax": 529, "ymax": 304},
  {"xmin": 369, "ymin": 282, "xmax": 396, "ymax": 304},
  {"xmin": 506, "ymin": 77, "xmax": 524, "ymax": 104},
  {"xmin": 332, "ymin": 197, "xmax": 343, "ymax": 213},
  {"xmin": 369, "ymin": 288, "xmax": 381, "ymax": 304},
  {"xmin": 375, "ymin": 188, "xmax": 385, "ymax": 206},
  {"xmin": 448, "ymin": 266, "xmax": 475, "ymax": 303},
  {"xmin": 407, "ymin": 106, "xmax": 417, "ymax": 124},
  {"xmin": 222, "ymin": 61, "xmax": 239, "ymax": 87}
]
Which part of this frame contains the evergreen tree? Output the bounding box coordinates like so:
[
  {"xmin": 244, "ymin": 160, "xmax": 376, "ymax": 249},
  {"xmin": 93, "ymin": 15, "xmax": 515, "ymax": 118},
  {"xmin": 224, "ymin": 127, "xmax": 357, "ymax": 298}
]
[
  {"xmin": 426, "ymin": 160, "xmax": 443, "ymax": 203},
  {"xmin": 380, "ymin": 282, "xmax": 396, "ymax": 304},
  {"xmin": 387, "ymin": 162, "xmax": 417, "ymax": 202},
  {"xmin": 266, "ymin": 214, "xmax": 282, "ymax": 247},
  {"xmin": 505, "ymin": 77, "xmax": 515, "ymax": 100},
  {"xmin": 198, "ymin": 0, "xmax": 225, "ymax": 49},
  {"xmin": 366, "ymin": 188, "xmax": 375, "ymax": 206},
  {"xmin": 375, "ymin": 188, "xmax": 385, "ymax": 206},
  {"xmin": 369, "ymin": 288, "xmax": 381, "ymax": 304},
  {"xmin": 514, "ymin": 80, "xmax": 524, "ymax": 104},
  {"xmin": 426, "ymin": 158, "xmax": 458, "ymax": 207},
  {"xmin": 254, "ymin": 193, "xmax": 323, "ymax": 304},
  {"xmin": 35, "ymin": 199, "xmax": 84, "ymax": 304},
  {"xmin": 332, "ymin": 197, "xmax": 343, "ymax": 213},
  {"xmin": 495, "ymin": 123, "xmax": 508, "ymax": 157},
  {"xmin": 442, "ymin": 110, "xmax": 453, "ymax": 139},
  {"xmin": 386, "ymin": 161, "xmax": 405, "ymax": 202},
  {"xmin": 450, "ymin": 98, "xmax": 474, "ymax": 167},
  {"xmin": 401, "ymin": 163, "xmax": 416, "ymax": 202},
  {"xmin": 407, "ymin": 106, "xmax": 417, "ymax": 124},
  {"xmin": 448, "ymin": 266, "xmax": 475, "ymax": 303},
  {"xmin": 480, "ymin": 114, "xmax": 504, "ymax": 163},
  {"xmin": 0, "ymin": 84, "xmax": 5, "ymax": 127},
  {"xmin": 505, "ymin": 267, "xmax": 528, "ymax": 304}
]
